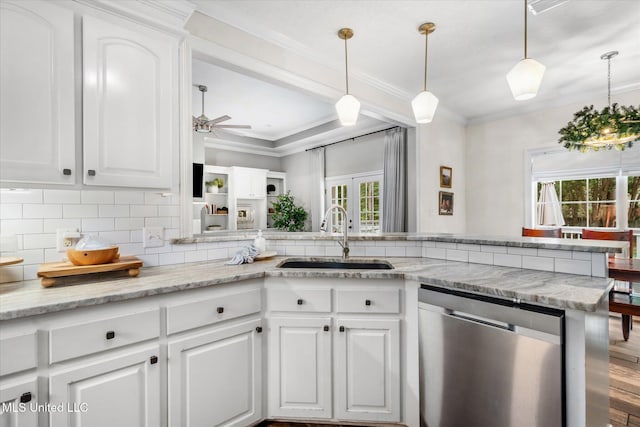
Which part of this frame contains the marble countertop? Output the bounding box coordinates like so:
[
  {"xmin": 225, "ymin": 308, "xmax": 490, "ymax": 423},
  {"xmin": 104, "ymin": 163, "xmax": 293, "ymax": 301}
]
[
  {"xmin": 0, "ymin": 257, "xmax": 612, "ymax": 320},
  {"xmin": 173, "ymin": 232, "xmax": 626, "ymax": 253}
]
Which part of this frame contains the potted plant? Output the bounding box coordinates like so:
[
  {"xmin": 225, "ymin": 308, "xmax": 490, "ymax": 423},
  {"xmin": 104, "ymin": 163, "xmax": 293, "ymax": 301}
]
[
  {"xmin": 205, "ymin": 178, "xmax": 225, "ymax": 193},
  {"xmin": 271, "ymin": 191, "xmax": 308, "ymax": 232}
]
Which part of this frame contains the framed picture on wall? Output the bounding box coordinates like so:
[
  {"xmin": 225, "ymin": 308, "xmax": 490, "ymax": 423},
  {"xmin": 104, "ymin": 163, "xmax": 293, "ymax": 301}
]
[
  {"xmin": 440, "ymin": 166, "xmax": 452, "ymax": 188},
  {"xmin": 439, "ymin": 191, "xmax": 454, "ymax": 215}
]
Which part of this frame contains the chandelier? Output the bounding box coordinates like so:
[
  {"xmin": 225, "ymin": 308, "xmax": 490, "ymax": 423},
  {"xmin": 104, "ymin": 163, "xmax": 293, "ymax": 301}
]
[{"xmin": 558, "ymin": 51, "xmax": 640, "ymax": 152}]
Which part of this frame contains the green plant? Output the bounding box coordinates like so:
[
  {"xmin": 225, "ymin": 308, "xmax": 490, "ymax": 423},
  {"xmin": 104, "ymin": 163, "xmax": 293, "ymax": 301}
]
[
  {"xmin": 271, "ymin": 191, "xmax": 308, "ymax": 232},
  {"xmin": 213, "ymin": 178, "xmax": 224, "ymax": 188},
  {"xmin": 205, "ymin": 180, "xmax": 215, "ymax": 187}
]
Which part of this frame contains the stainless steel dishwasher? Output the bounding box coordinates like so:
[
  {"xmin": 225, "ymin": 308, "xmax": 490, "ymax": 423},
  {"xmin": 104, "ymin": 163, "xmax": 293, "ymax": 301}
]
[{"xmin": 419, "ymin": 284, "xmax": 565, "ymax": 427}]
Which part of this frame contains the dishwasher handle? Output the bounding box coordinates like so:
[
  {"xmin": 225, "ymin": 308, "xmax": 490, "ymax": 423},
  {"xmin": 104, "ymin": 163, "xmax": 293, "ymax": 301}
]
[{"xmin": 446, "ymin": 309, "xmax": 514, "ymax": 331}]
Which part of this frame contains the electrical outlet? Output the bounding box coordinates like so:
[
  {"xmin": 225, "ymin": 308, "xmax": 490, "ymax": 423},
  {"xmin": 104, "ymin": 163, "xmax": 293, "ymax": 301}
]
[
  {"xmin": 143, "ymin": 227, "xmax": 164, "ymax": 248},
  {"xmin": 56, "ymin": 228, "xmax": 81, "ymax": 252}
]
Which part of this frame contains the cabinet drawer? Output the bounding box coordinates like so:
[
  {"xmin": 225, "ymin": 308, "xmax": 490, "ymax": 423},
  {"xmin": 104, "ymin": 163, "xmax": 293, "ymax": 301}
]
[
  {"xmin": 268, "ymin": 289, "xmax": 331, "ymax": 312},
  {"xmin": 166, "ymin": 289, "xmax": 261, "ymax": 335},
  {"xmin": 50, "ymin": 308, "xmax": 159, "ymax": 363},
  {"xmin": 0, "ymin": 331, "xmax": 37, "ymax": 376},
  {"xmin": 335, "ymin": 289, "xmax": 400, "ymax": 314}
]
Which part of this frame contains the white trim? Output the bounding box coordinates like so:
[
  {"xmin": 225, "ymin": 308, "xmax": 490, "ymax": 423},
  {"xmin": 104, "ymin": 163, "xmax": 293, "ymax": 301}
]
[{"xmin": 179, "ymin": 38, "xmax": 193, "ymax": 237}]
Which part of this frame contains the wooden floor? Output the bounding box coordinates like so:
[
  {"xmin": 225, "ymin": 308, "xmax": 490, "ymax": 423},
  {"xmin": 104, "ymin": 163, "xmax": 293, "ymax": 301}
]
[
  {"xmin": 609, "ymin": 315, "xmax": 640, "ymax": 427},
  {"xmin": 264, "ymin": 317, "xmax": 640, "ymax": 427}
]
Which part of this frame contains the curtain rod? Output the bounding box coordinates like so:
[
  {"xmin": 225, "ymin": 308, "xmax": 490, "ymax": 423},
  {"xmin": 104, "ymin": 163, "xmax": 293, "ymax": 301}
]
[{"xmin": 305, "ymin": 126, "xmax": 400, "ymax": 152}]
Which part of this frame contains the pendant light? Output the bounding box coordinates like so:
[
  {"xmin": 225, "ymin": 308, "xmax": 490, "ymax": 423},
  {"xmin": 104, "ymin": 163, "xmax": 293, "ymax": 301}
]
[
  {"xmin": 412, "ymin": 22, "xmax": 439, "ymax": 123},
  {"xmin": 335, "ymin": 28, "xmax": 360, "ymax": 126},
  {"xmin": 506, "ymin": 0, "xmax": 545, "ymax": 100}
]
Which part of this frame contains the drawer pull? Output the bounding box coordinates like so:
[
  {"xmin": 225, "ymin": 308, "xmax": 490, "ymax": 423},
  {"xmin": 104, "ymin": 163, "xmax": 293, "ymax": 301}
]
[
  {"xmin": 365, "ymin": 299, "xmax": 372, "ymax": 306},
  {"xmin": 217, "ymin": 307, "xmax": 224, "ymax": 314},
  {"xmin": 105, "ymin": 331, "xmax": 115, "ymax": 340},
  {"xmin": 339, "ymin": 326, "xmax": 345, "ymax": 332},
  {"xmin": 62, "ymin": 168, "xmax": 72, "ymax": 176},
  {"xmin": 256, "ymin": 326, "xmax": 263, "ymax": 333},
  {"xmin": 323, "ymin": 325, "xmax": 330, "ymax": 332},
  {"xmin": 20, "ymin": 392, "xmax": 32, "ymax": 403},
  {"xmin": 87, "ymin": 169, "xmax": 96, "ymax": 176},
  {"xmin": 150, "ymin": 356, "xmax": 158, "ymax": 365},
  {"xmin": 297, "ymin": 299, "xmax": 304, "ymax": 305}
]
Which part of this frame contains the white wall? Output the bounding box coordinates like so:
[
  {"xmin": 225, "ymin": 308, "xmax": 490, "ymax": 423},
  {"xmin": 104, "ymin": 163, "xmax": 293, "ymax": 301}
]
[
  {"xmin": 417, "ymin": 115, "xmax": 467, "ymax": 233},
  {"xmin": 465, "ymin": 89, "xmax": 640, "ymax": 236},
  {"xmin": 324, "ymin": 132, "xmax": 384, "ymax": 177}
]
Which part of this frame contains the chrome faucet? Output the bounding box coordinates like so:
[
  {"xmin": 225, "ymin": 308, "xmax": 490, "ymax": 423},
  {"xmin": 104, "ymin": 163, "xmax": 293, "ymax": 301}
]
[{"xmin": 320, "ymin": 204, "xmax": 349, "ymax": 259}]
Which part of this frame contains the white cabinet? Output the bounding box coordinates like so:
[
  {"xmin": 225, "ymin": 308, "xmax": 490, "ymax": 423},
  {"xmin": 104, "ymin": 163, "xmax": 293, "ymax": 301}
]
[
  {"xmin": 49, "ymin": 345, "xmax": 161, "ymax": 427},
  {"xmin": 168, "ymin": 319, "xmax": 263, "ymax": 427},
  {"xmin": 233, "ymin": 167, "xmax": 267, "ymax": 199},
  {"xmin": 0, "ymin": 376, "xmax": 38, "ymax": 427},
  {"xmin": 268, "ymin": 317, "xmax": 332, "ymax": 419},
  {"xmin": 0, "ymin": 0, "xmax": 75, "ymax": 185},
  {"xmin": 334, "ymin": 318, "xmax": 400, "ymax": 422},
  {"xmin": 83, "ymin": 15, "xmax": 177, "ymax": 189}
]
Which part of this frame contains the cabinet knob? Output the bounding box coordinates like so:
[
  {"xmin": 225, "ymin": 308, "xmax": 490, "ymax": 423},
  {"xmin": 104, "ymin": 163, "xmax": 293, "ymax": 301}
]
[
  {"xmin": 365, "ymin": 299, "xmax": 372, "ymax": 306},
  {"xmin": 105, "ymin": 331, "xmax": 115, "ymax": 340},
  {"xmin": 87, "ymin": 169, "xmax": 96, "ymax": 176},
  {"xmin": 217, "ymin": 307, "xmax": 224, "ymax": 314},
  {"xmin": 62, "ymin": 168, "xmax": 72, "ymax": 176},
  {"xmin": 256, "ymin": 326, "xmax": 263, "ymax": 333},
  {"xmin": 323, "ymin": 325, "xmax": 330, "ymax": 332},
  {"xmin": 297, "ymin": 299, "xmax": 304, "ymax": 305},
  {"xmin": 150, "ymin": 356, "xmax": 158, "ymax": 365},
  {"xmin": 339, "ymin": 326, "xmax": 345, "ymax": 332},
  {"xmin": 20, "ymin": 392, "xmax": 32, "ymax": 403}
]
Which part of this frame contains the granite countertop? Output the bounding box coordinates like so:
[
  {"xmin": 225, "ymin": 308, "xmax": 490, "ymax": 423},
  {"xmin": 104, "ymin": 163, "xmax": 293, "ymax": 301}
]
[
  {"xmin": 0, "ymin": 257, "xmax": 612, "ymax": 320},
  {"xmin": 173, "ymin": 232, "xmax": 626, "ymax": 253}
]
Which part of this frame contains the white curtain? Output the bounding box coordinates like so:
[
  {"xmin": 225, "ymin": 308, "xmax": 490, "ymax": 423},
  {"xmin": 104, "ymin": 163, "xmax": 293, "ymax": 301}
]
[
  {"xmin": 309, "ymin": 147, "xmax": 325, "ymax": 231},
  {"xmin": 383, "ymin": 127, "xmax": 407, "ymax": 232},
  {"xmin": 538, "ymin": 182, "xmax": 565, "ymax": 226}
]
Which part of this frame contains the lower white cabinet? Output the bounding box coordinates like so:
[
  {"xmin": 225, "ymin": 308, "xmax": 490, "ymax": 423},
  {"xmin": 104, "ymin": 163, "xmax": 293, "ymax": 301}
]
[
  {"xmin": 0, "ymin": 376, "xmax": 38, "ymax": 427},
  {"xmin": 49, "ymin": 345, "xmax": 161, "ymax": 427},
  {"xmin": 168, "ymin": 318, "xmax": 263, "ymax": 427},
  {"xmin": 268, "ymin": 317, "xmax": 332, "ymax": 419},
  {"xmin": 334, "ymin": 318, "xmax": 400, "ymax": 422}
]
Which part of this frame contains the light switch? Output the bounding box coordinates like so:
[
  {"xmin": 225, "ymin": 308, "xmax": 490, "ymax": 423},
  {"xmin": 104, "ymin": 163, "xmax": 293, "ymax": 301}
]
[{"xmin": 143, "ymin": 227, "xmax": 164, "ymax": 248}]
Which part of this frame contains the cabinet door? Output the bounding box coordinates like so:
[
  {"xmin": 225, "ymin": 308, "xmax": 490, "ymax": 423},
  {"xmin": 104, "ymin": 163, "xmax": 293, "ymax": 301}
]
[
  {"xmin": 334, "ymin": 318, "xmax": 400, "ymax": 422},
  {"xmin": 235, "ymin": 169, "xmax": 266, "ymax": 199},
  {"xmin": 82, "ymin": 15, "xmax": 177, "ymax": 189},
  {"xmin": 0, "ymin": 377, "xmax": 38, "ymax": 427},
  {"xmin": 0, "ymin": 0, "xmax": 75, "ymax": 185},
  {"xmin": 168, "ymin": 319, "xmax": 262, "ymax": 427},
  {"xmin": 268, "ymin": 317, "xmax": 332, "ymax": 419},
  {"xmin": 49, "ymin": 346, "xmax": 160, "ymax": 427}
]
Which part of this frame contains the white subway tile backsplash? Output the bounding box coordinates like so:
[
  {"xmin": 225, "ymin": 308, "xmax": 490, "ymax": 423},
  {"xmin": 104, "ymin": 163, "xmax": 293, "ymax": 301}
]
[
  {"xmin": 137, "ymin": 254, "xmax": 159, "ymax": 267},
  {"xmin": 507, "ymin": 247, "xmax": 537, "ymax": 256},
  {"xmin": 435, "ymin": 242, "xmax": 457, "ymax": 249},
  {"xmin": 365, "ymin": 246, "xmax": 386, "ymax": 257},
  {"xmin": 469, "ymin": 251, "xmax": 493, "ymax": 265},
  {"xmin": 16, "ymin": 249, "xmax": 44, "ymax": 265},
  {"xmin": 406, "ymin": 247, "xmax": 422, "ymax": 257},
  {"xmin": 118, "ymin": 243, "xmax": 144, "ymax": 256},
  {"xmin": 446, "ymin": 249, "xmax": 469, "ymax": 262},
  {"xmin": 144, "ymin": 217, "xmax": 173, "ymax": 228},
  {"xmin": 305, "ymin": 246, "xmax": 326, "ymax": 257},
  {"xmin": 481, "ymin": 245, "xmax": 507, "ymax": 253},
  {"xmin": 43, "ymin": 218, "xmax": 81, "ymax": 233},
  {"xmin": 23, "ymin": 264, "xmax": 39, "ymax": 281},
  {"xmin": 81, "ymin": 190, "xmax": 114, "ymax": 204},
  {"xmin": 171, "ymin": 243, "xmax": 197, "ymax": 252},
  {"xmin": 0, "ymin": 189, "xmax": 42, "ymax": 204},
  {"xmin": 23, "ymin": 204, "xmax": 62, "ymax": 219},
  {"xmin": 0, "ymin": 204, "xmax": 21, "ymax": 219},
  {"xmin": 0, "ymin": 265, "xmax": 23, "ymax": 284},
  {"xmin": 23, "ymin": 233, "xmax": 56, "ymax": 250},
  {"xmin": 457, "ymin": 243, "xmax": 479, "ymax": 251},
  {"xmin": 571, "ymin": 251, "xmax": 592, "ymax": 261},
  {"xmin": 494, "ymin": 253, "xmax": 522, "ymax": 268},
  {"xmin": 425, "ymin": 247, "xmax": 447, "ymax": 260},
  {"xmin": 385, "ymin": 246, "xmax": 406, "ymax": 257},
  {"xmin": 82, "ymin": 218, "xmax": 115, "ymax": 232},
  {"xmin": 63, "ymin": 204, "xmax": 98, "ymax": 218},
  {"xmin": 325, "ymin": 246, "xmax": 343, "ymax": 257},
  {"xmin": 538, "ymin": 249, "xmax": 572, "ymax": 259},
  {"xmin": 1, "ymin": 219, "xmax": 43, "ymax": 235},
  {"xmin": 44, "ymin": 189, "xmax": 80, "ymax": 204},
  {"xmin": 115, "ymin": 218, "xmax": 144, "ymax": 231},
  {"xmin": 131, "ymin": 205, "xmax": 158, "ymax": 217},
  {"xmin": 99, "ymin": 205, "xmax": 130, "ymax": 218},
  {"xmin": 159, "ymin": 252, "xmax": 185, "ymax": 265},
  {"xmin": 591, "ymin": 253, "xmax": 607, "ymax": 277},
  {"xmin": 555, "ymin": 258, "xmax": 591, "ymax": 275},
  {"xmin": 285, "ymin": 246, "xmax": 305, "ymax": 256},
  {"xmin": 98, "ymin": 231, "xmax": 130, "ymax": 245},
  {"xmin": 185, "ymin": 250, "xmax": 208, "ymax": 263},
  {"xmin": 130, "ymin": 230, "xmax": 143, "ymax": 243},
  {"xmin": 522, "ymin": 256, "xmax": 554, "ymax": 272},
  {"xmin": 208, "ymin": 248, "xmax": 229, "ymax": 260},
  {"xmin": 145, "ymin": 192, "xmax": 176, "ymax": 205},
  {"xmin": 158, "ymin": 205, "xmax": 180, "ymax": 217},
  {"xmin": 115, "ymin": 191, "xmax": 145, "ymax": 204},
  {"xmin": 165, "ymin": 228, "xmax": 180, "ymax": 239},
  {"xmin": 44, "ymin": 248, "xmax": 62, "ymax": 263}
]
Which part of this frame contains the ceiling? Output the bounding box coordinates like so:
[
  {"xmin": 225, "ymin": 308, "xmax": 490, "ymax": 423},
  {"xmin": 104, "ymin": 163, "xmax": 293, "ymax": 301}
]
[{"xmin": 190, "ymin": 0, "xmax": 640, "ymax": 154}]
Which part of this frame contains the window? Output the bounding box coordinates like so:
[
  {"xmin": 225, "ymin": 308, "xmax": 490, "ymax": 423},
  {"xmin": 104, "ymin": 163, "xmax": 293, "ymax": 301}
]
[
  {"xmin": 629, "ymin": 176, "xmax": 640, "ymax": 228},
  {"xmin": 326, "ymin": 173, "xmax": 383, "ymax": 233}
]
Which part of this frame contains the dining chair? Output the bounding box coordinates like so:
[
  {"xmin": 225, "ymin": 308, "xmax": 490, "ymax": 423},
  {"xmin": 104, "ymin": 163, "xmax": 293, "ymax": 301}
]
[
  {"xmin": 582, "ymin": 228, "xmax": 635, "ymax": 340},
  {"xmin": 522, "ymin": 227, "xmax": 562, "ymax": 238}
]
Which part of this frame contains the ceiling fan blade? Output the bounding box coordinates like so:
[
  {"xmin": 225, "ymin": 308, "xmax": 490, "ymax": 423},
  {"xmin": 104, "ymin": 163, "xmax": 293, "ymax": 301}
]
[
  {"xmin": 214, "ymin": 124, "xmax": 252, "ymax": 129},
  {"xmin": 206, "ymin": 115, "xmax": 231, "ymax": 126}
]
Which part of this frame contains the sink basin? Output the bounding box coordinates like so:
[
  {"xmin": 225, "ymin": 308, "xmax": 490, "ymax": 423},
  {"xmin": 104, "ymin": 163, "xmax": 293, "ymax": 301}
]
[{"xmin": 277, "ymin": 258, "xmax": 394, "ymax": 270}]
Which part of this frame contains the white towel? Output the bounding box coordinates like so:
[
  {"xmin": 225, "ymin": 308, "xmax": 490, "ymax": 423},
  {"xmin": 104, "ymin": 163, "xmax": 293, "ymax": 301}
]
[{"xmin": 226, "ymin": 244, "xmax": 260, "ymax": 265}]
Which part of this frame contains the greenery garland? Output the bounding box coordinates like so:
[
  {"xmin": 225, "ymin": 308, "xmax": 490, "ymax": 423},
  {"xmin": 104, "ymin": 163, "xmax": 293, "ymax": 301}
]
[{"xmin": 558, "ymin": 103, "xmax": 640, "ymax": 152}]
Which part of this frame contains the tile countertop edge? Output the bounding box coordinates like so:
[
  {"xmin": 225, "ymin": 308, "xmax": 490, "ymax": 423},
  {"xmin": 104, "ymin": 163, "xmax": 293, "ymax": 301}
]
[
  {"xmin": 0, "ymin": 257, "xmax": 613, "ymax": 320},
  {"xmin": 171, "ymin": 232, "xmax": 626, "ymax": 253}
]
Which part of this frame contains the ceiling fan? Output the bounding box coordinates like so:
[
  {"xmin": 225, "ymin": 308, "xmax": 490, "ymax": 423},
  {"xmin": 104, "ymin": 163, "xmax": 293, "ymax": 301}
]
[{"xmin": 193, "ymin": 84, "xmax": 252, "ymax": 133}]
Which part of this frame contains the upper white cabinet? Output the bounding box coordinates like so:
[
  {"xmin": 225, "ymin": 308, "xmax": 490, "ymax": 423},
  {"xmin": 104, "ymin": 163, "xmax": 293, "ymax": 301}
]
[
  {"xmin": 232, "ymin": 167, "xmax": 267, "ymax": 199},
  {"xmin": 0, "ymin": 0, "xmax": 75, "ymax": 185},
  {"xmin": 83, "ymin": 15, "xmax": 178, "ymax": 189}
]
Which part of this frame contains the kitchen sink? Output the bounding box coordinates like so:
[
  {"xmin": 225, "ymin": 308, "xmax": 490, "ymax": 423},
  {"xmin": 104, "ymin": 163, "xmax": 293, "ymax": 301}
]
[{"xmin": 277, "ymin": 258, "xmax": 394, "ymax": 270}]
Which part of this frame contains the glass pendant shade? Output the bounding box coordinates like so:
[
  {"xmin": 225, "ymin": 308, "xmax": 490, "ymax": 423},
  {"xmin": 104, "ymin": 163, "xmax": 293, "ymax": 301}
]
[
  {"xmin": 411, "ymin": 90, "xmax": 439, "ymax": 123},
  {"xmin": 507, "ymin": 58, "xmax": 545, "ymax": 100},
  {"xmin": 335, "ymin": 94, "xmax": 360, "ymax": 126}
]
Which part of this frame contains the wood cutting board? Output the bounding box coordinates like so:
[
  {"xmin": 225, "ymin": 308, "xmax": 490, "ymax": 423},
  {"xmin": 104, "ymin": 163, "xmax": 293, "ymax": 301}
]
[{"xmin": 37, "ymin": 256, "xmax": 143, "ymax": 288}]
